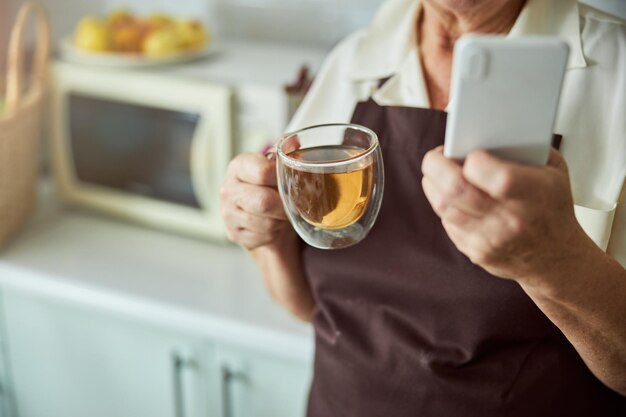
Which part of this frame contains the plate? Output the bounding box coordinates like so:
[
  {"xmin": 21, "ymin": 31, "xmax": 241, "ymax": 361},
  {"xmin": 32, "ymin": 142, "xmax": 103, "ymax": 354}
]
[{"xmin": 58, "ymin": 37, "xmax": 218, "ymax": 68}]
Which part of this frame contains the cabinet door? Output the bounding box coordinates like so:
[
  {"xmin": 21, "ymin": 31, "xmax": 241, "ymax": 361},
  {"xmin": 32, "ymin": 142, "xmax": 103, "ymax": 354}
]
[
  {"xmin": 0, "ymin": 291, "xmax": 14, "ymax": 417},
  {"xmin": 214, "ymin": 344, "xmax": 312, "ymax": 417},
  {"xmin": 1, "ymin": 290, "xmax": 210, "ymax": 417}
]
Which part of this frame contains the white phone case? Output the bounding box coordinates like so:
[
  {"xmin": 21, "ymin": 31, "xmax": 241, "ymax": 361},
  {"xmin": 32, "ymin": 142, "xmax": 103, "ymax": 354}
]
[{"xmin": 443, "ymin": 36, "xmax": 569, "ymax": 165}]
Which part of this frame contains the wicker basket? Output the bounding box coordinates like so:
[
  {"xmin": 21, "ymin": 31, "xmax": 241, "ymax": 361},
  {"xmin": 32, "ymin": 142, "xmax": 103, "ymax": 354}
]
[{"xmin": 0, "ymin": 2, "xmax": 50, "ymax": 249}]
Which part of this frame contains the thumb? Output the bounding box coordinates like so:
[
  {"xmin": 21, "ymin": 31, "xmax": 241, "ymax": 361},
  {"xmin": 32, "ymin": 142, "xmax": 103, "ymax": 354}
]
[{"xmin": 463, "ymin": 150, "xmax": 544, "ymax": 199}]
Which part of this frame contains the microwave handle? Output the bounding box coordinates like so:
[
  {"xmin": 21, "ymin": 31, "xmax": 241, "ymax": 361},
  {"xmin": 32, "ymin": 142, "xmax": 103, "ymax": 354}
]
[
  {"xmin": 190, "ymin": 118, "xmax": 215, "ymax": 209},
  {"xmin": 190, "ymin": 90, "xmax": 233, "ymax": 210}
]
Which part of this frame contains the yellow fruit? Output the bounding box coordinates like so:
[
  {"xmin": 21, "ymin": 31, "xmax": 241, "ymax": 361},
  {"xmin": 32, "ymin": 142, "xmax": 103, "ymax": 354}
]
[
  {"xmin": 175, "ymin": 20, "xmax": 208, "ymax": 50},
  {"xmin": 107, "ymin": 9, "xmax": 134, "ymax": 26},
  {"xmin": 74, "ymin": 17, "xmax": 111, "ymax": 52},
  {"xmin": 111, "ymin": 23, "xmax": 143, "ymax": 53},
  {"xmin": 147, "ymin": 14, "xmax": 174, "ymax": 30},
  {"xmin": 142, "ymin": 28, "xmax": 181, "ymax": 57}
]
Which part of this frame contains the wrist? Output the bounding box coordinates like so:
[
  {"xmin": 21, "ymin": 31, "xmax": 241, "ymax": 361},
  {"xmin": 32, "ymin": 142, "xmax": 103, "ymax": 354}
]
[
  {"xmin": 519, "ymin": 225, "xmax": 601, "ymax": 301},
  {"xmin": 248, "ymin": 227, "xmax": 300, "ymax": 261},
  {"xmin": 248, "ymin": 228, "xmax": 314, "ymax": 322}
]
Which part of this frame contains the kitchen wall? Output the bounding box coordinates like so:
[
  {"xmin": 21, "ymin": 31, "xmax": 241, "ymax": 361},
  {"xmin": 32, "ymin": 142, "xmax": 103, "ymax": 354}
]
[
  {"xmin": 31, "ymin": 0, "xmax": 626, "ymax": 49},
  {"xmin": 0, "ymin": 0, "xmax": 624, "ymax": 76},
  {"xmin": 1, "ymin": 0, "xmax": 383, "ymax": 50},
  {"xmin": 210, "ymin": 0, "xmax": 382, "ymax": 46},
  {"xmin": 92, "ymin": 0, "xmax": 382, "ymax": 47}
]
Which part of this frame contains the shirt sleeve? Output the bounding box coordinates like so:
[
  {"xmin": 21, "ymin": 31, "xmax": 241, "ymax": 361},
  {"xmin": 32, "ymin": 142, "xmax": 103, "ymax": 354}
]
[
  {"xmin": 563, "ymin": 13, "xmax": 626, "ymax": 264},
  {"xmin": 607, "ymin": 182, "xmax": 626, "ymax": 267},
  {"xmin": 594, "ymin": 20, "xmax": 626, "ymax": 267}
]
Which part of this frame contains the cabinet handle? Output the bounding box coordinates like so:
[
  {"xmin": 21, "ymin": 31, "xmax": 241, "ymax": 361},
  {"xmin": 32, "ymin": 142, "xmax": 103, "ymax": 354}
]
[
  {"xmin": 172, "ymin": 351, "xmax": 197, "ymax": 417},
  {"xmin": 221, "ymin": 364, "xmax": 247, "ymax": 417}
]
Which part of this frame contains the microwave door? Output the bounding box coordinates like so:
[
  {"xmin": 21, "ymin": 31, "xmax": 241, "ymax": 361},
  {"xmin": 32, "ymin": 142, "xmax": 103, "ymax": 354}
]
[{"xmin": 68, "ymin": 94, "xmax": 201, "ymax": 208}]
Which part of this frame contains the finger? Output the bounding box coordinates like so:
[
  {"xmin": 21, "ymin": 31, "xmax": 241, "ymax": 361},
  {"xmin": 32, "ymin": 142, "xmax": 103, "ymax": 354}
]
[
  {"xmin": 231, "ymin": 182, "xmax": 287, "ymax": 220},
  {"xmin": 462, "ymin": 150, "xmax": 542, "ymax": 200},
  {"xmin": 441, "ymin": 219, "xmax": 495, "ymax": 266},
  {"xmin": 441, "ymin": 219, "xmax": 468, "ymax": 250},
  {"xmin": 422, "ymin": 147, "xmax": 493, "ymax": 216},
  {"xmin": 229, "ymin": 153, "xmax": 277, "ymax": 186},
  {"xmin": 222, "ymin": 203, "xmax": 282, "ymax": 234},
  {"xmin": 422, "ymin": 176, "xmax": 477, "ymax": 226},
  {"xmin": 277, "ymin": 133, "xmax": 301, "ymax": 155},
  {"xmin": 236, "ymin": 229, "xmax": 276, "ymax": 250},
  {"xmin": 261, "ymin": 135, "xmax": 285, "ymax": 157},
  {"xmin": 422, "ymin": 146, "xmax": 462, "ymax": 187},
  {"xmin": 221, "ymin": 179, "xmax": 287, "ymax": 220},
  {"xmin": 232, "ymin": 208, "xmax": 288, "ymax": 234},
  {"xmin": 547, "ymin": 148, "xmax": 568, "ymax": 173}
]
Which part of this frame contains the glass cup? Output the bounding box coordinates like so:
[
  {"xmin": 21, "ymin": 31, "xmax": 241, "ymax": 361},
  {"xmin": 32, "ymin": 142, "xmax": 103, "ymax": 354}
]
[{"xmin": 276, "ymin": 123, "xmax": 384, "ymax": 249}]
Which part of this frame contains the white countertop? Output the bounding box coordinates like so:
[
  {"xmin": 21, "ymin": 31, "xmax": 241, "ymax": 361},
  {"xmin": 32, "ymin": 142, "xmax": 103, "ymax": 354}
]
[
  {"xmin": 57, "ymin": 39, "xmax": 329, "ymax": 87},
  {"xmin": 0, "ymin": 181, "xmax": 313, "ymax": 362},
  {"xmin": 158, "ymin": 39, "xmax": 328, "ymax": 86}
]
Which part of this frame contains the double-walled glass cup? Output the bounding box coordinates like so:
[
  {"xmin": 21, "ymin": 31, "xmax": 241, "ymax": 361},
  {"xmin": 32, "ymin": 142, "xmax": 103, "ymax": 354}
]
[{"xmin": 276, "ymin": 123, "xmax": 384, "ymax": 249}]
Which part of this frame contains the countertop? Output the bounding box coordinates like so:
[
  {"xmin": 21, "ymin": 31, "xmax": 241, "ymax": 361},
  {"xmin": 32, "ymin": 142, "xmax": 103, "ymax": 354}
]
[
  {"xmin": 56, "ymin": 39, "xmax": 329, "ymax": 87},
  {"xmin": 159, "ymin": 39, "xmax": 328, "ymax": 86},
  {"xmin": 0, "ymin": 181, "xmax": 313, "ymax": 362}
]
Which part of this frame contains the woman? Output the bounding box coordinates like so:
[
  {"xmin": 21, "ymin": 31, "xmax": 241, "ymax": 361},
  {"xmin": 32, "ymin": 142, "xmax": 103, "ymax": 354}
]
[{"xmin": 220, "ymin": 0, "xmax": 626, "ymax": 415}]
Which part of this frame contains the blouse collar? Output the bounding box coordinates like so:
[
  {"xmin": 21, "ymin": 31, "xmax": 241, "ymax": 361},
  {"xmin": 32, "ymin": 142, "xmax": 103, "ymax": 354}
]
[{"xmin": 348, "ymin": 0, "xmax": 587, "ymax": 83}]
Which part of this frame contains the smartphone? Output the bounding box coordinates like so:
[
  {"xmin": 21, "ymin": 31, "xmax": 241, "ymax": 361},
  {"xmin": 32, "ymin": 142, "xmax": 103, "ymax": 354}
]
[{"xmin": 443, "ymin": 36, "xmax": 569, "ymax": 165}]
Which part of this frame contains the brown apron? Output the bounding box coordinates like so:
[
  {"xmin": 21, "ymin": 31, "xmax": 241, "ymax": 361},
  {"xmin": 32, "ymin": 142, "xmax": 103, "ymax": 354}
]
[{"xmin": 302, "ymin": 98, "xmax": 626, "ymax": 416}]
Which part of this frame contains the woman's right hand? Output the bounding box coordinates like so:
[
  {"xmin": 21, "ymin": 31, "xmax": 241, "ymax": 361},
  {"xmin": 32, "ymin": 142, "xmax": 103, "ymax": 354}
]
[
  {"xmin": 220, "ymin": 152, "xmax": 314, "ymax": 321},
  {"xmin": 219, "ymin": 152, "xmax": 295, "ymax": 251}
]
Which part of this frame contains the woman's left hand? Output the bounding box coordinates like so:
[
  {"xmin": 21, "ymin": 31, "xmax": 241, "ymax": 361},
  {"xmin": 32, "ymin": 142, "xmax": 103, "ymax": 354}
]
[{"xmin": 421, "ymin": 146, "xmax": 588, "ymax": 288}]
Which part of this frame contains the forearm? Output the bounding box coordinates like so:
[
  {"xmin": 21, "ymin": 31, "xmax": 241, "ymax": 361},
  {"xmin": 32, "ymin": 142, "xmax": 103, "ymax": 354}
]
[
  {"xmin": 249, "ymin": 232, "xmax": 315, "ymax": 322},
  {"xmin": 520, "ymin": 230, "xmax": 626, "ymax": 395}
]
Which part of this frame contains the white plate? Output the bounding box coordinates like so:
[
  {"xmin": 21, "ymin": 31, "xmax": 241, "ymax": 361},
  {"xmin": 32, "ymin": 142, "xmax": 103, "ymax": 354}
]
[{"xmin": 58, "ymin": 37, "xmax": 219, "ymax": 68}]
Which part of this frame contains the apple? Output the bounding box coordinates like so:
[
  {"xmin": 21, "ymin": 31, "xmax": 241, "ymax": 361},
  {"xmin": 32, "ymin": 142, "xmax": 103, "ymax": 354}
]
[
  {"xmin": 175, "ymin": 19, "xmax": 209, "ymax": 50},
  {"xmin": 142, "ymin": 28, "xmax": 180, "ymax": 57},
  {"xmin": 74, "ymin": 17, "xmax": 111, "ymax": 52}
]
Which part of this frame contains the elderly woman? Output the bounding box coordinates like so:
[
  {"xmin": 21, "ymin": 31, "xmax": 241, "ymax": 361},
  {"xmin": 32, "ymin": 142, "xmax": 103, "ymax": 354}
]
[{"xmin": 220, "ymin": 0, "xmax": 626, "ymax": 415}]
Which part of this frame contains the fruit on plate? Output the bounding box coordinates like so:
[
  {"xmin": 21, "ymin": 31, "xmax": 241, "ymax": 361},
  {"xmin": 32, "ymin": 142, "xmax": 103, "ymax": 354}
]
[
  {"xmin": 142, "ymin": 28, "xmax": 180, "ymax": 57},
  {"xmin": 110, "ymin": 22, "xmax": 144, "ymax": 52},
  {"xmin": 72, "ymin": 10, "xmax": 210, "ymax": 56},
  {"xmin": 107, "ymin": 9, "xmax": 134, "ymax": 26},
  {"xmin": 74, "ymin": 17, "xmax": 111, "ymax": 52},
  {"xmin": 175, "ymin": 20, "xmax": 208, "ymax": 50},
  {"xmin": 147, "ymin": 14, "xmax": 174, "ymax": 30}
]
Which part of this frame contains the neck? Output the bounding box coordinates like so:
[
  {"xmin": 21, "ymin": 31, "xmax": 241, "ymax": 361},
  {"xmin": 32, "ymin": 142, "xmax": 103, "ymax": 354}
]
[
  {"xmin": 415, "ymin": 0, "xmax": 526, "ymax": 110},
  {"xmin": 419, "ymin": 0, "xmax": 526, "ymax": 49}
]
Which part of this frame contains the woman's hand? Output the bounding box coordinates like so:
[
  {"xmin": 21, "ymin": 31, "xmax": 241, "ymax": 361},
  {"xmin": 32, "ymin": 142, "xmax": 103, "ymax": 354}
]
[
  {"xmin": 421, "ymin": 146, "xmax": 589, "ymax": 289},
  {"xmin": 220, "ymin": 152, "xmax": 314, "ymax": 321},
  {"xmin": 220, "ymin": 152, "xmax": 295, "ymax": 251},
  {"xmin": 422, "ymin": 146, "xmax": 626, "ymax": 394}
]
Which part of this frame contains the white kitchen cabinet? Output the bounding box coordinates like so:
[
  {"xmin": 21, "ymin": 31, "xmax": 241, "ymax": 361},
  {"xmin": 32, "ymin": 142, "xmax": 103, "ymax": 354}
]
[
  {"xmin": 0, "ymin": 289, "xmax": 312, "ymax": 417},
  {"xmin": 0, "ymin": 292, "xmax": 15, "ymax": 417},
  {"xmin": 214, "ymin": 344, "xmax": 312, "ymax": 417},
  {"xmin": 1, "ymin": 290, "xmax": 212, "ymax": 417},
  {"xmin": 0, "ymin": 183, "xmax": 313, "ymax": 417}
]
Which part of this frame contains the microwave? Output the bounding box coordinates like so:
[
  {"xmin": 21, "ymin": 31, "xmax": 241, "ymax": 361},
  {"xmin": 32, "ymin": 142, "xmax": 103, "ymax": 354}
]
[{"xmin": 49, "ymin": 41, "xmax": 326, "ymax": 240}]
